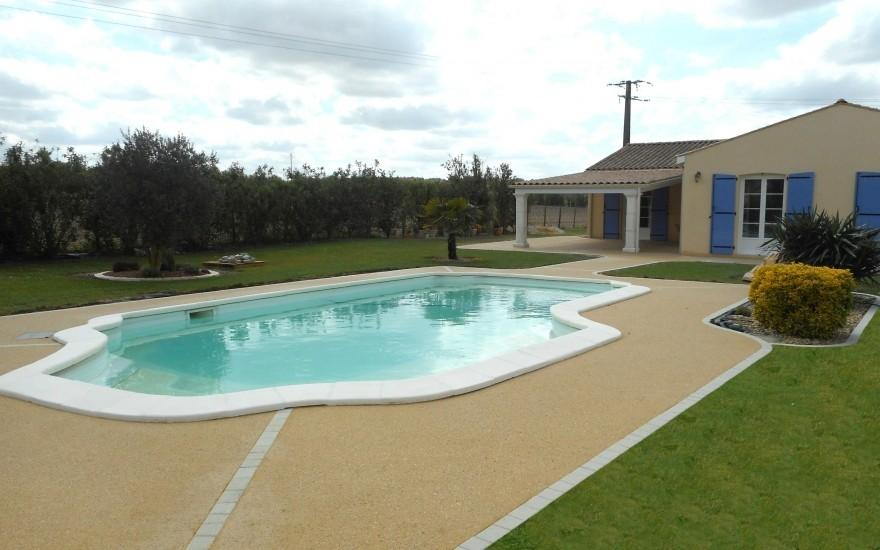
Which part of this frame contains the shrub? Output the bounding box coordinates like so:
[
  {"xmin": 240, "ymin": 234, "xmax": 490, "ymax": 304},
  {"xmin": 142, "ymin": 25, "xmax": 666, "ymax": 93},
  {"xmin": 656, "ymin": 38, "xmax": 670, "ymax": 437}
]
[
  {"xmin": 140, "ymin": 267, "xmax": 161, "ymax": 278},
  {"xmin": 112, "ymin": 260, "xmax": 140, "ymax": 272},
  {"xmin": 749, "ymin": 263, "xmax": 854, "ymax": 339},
  {"xmin": 764, "ymin": 210, "xmax": 880, "ymax": 281},
  {"xmin": 179, "ymin": 264, "xmax": 200, "ymax": 275}
]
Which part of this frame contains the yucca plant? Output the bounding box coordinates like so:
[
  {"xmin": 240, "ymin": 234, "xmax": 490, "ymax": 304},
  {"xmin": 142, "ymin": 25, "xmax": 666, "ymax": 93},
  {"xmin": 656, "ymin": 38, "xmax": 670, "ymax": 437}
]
[{"xmin": 763, "ymin": 210, "xmax": 880, "ymax": 280}]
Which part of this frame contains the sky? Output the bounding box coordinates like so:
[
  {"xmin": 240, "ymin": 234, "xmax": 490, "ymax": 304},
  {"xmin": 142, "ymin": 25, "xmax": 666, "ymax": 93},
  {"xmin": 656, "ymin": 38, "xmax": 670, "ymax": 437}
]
[{"xmin": 1, "ymin": 0, "xmax": 879, "ymax": 178}]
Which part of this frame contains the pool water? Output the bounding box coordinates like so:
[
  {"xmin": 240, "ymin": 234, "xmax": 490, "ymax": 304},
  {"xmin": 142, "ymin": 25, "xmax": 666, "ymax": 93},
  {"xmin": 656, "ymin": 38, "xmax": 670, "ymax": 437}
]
[{"xmin": 58, "ymin": 277, "xmax": 611, "ymax": 395}]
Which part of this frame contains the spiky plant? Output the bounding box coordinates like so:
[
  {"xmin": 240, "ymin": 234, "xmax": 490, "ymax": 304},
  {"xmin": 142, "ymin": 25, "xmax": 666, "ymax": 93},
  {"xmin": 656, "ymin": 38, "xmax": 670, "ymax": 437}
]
[{"xmin": 763, "ymin": 210, "xmax": 880, "ymax": 280}]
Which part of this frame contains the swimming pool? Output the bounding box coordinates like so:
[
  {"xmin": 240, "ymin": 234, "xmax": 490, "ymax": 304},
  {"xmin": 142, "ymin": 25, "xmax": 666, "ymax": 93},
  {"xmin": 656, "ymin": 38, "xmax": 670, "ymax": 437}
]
[{"xmin": 0, "ymin": 272, "xmax": 649, "ymax": 421}]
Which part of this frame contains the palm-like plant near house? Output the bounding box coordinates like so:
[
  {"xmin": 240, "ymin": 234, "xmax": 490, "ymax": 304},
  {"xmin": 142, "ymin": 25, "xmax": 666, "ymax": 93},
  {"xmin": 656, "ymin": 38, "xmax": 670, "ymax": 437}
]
[
  {"xmin": 763, "ymin": 210, "xmax": 880, "ymax": 280},
  {"xmin": 423, "ymin": 197, "xmax": 481, "ymax": 260}
]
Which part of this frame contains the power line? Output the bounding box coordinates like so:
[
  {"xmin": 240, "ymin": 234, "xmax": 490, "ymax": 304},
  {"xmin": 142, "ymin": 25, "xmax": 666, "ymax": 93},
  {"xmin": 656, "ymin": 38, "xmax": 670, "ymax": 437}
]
[
  {"xmin": 0, "ymin": 4, "xmax": 434, "ymax": 67},
  {"xmin": 51, "ymin": 0, "xmax": 438, "ymax": 61},
  {"xmin": 651, "ymin": 95, "xmax": 880, "ymax": 106}
]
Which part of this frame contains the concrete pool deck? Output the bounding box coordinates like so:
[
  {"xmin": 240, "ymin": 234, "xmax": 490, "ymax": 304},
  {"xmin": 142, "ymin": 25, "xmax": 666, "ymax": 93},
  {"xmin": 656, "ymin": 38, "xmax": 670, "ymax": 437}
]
[{"xmin": 0, "ymin": 243, "xmax": 761, "ymax": 549}]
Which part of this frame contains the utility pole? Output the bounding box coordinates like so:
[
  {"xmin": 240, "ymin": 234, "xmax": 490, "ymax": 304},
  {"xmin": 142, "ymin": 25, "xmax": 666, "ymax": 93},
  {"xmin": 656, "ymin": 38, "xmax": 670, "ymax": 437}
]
[{"xmin": 607, "ymin": 80, "xmax": 651, "ymax": 146}]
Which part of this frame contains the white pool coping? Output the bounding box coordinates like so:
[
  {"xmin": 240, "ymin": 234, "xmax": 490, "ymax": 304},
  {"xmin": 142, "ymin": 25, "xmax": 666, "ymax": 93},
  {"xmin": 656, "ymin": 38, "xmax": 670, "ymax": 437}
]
[{"xmin": 0, "ymin": 272, "xmax": 649, "ymax": 422}]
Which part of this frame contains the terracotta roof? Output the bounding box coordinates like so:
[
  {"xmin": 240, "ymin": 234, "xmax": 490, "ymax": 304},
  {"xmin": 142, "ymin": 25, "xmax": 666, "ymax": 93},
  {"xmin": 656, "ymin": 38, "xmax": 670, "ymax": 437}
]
[
  {"xmin": 518, "ymin": 167, "xmax": 682, "ymax": 186},
  {"xmin": 587, "ymin": 140, "xmax": 721, "ymax": 170}
]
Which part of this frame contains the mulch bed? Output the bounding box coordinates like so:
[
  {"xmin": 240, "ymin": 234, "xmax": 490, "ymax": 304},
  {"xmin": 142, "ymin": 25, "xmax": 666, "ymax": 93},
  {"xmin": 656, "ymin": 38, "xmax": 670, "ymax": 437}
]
[{"xmin": 713, "ymin": 295, "xmax": 876, "ymax": 345}]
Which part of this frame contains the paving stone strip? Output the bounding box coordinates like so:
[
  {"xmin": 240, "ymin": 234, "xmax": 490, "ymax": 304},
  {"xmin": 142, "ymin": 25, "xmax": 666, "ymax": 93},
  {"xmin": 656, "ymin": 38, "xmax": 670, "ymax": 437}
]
[
  {"xmin": 186, "ymin": 409, "xmax": 292, "ymax": 550},
  {"xmin": 455, "ymin": 306, "xmax": 775, "ymax": 549}
]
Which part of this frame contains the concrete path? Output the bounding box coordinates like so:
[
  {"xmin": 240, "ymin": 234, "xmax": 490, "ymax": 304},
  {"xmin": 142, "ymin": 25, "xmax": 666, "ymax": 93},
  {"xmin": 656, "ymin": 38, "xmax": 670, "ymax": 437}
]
[{"xmin": 0, "ymin": 247, "xmax": 761, "ymax": 549}]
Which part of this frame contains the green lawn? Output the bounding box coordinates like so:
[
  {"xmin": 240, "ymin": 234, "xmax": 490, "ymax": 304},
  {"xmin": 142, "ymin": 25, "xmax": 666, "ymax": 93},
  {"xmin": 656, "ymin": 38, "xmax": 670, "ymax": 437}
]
[
  {"xmin": 0, "ymin": 238, "xmax": 589, "ymax": 315},
  {"xmin": 605, "ymin": 260, "xmax": 880, "ymax": 295},
  {"xmin": 495, "ymin": 315, "xmax": 880, "ymax": 548},
  {"xmin": 604, "ymin": 260, "xmax": 755, "ymax": 284}
]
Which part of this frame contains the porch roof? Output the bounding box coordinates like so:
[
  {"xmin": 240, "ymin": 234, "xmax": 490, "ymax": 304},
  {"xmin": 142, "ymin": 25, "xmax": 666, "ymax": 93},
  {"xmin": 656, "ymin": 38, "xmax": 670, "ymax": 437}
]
[
  {"xmin": 514, "ymin": 167, "xmax": 682, "ymax": 187},
  {"xmin": 516, "ymin": 139, "xmax": 719, "ymax": 188}
]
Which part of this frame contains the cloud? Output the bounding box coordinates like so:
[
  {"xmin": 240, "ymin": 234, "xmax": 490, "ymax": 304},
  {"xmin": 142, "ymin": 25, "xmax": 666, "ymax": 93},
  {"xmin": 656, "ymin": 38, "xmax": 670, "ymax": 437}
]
[
  {"xmin": 757, "ymin": 74, "xmax": 880, "ymax": 103},
  {"xmin": 0, "ymin": 71, "xmax": 46, "ymax": 100},
  {"xmin": 726, "ymin": 0, "xmax": 839, "ymax": 19},
  {"xmin": 1, "ymin": 0, "xmax": 879, "ymax": 180},
  {"xmin": 335, "ymin": 68, "xmax": 438, "ymax": 98},
  {"xmin": 101, "ymin": 86, "xmax": 156, "ymax": 101},
  {"xmin": 226, "ymin": 97, "xmax": 303, "ymax": 125},
  {"xmin": 0, "ymin": 99, "xmax": 56, "ymax": 124},
  {"xmin": 343, "ymin": 104, "xmax": 481, "ymax": 131},
  {"xmin": 158, "ymin": 0, "xmax": 435, "ymax": 82},
  {"xmin": 825, "ymin": 11, "xmax": 880, "ymax": 64}
]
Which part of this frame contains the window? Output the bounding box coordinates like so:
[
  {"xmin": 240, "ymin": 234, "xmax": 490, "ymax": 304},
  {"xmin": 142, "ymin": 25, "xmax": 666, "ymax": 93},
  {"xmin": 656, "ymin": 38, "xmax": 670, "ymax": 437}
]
[
  {"xmin": 740, "ymin": 176, "xmax": 786, "ymax": 241},
  {"xmin": 639, "ymin": 192, "xmax": 652, "ymax": 228}
]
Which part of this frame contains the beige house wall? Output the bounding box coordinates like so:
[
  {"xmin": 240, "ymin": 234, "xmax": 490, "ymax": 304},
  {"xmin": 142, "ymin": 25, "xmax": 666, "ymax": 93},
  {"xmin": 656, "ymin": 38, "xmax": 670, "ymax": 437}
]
[
  {"xmin": 680, "ymin": 103, "xmax": 880, "ymax": 256},
  {"xmin": 590, "ymin": 193, "xmax": 605, "ymax": 237}
]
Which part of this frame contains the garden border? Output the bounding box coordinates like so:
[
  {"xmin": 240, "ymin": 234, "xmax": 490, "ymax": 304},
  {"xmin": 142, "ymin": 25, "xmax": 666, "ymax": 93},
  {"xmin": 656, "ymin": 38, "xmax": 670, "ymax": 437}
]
[
  {"xmin": 93, "ymin": 270, "xmax": 220, "ymax": 282},
  {"xmin": 710, "ymin": 293, "xmax": 879, "ymax": 348}
]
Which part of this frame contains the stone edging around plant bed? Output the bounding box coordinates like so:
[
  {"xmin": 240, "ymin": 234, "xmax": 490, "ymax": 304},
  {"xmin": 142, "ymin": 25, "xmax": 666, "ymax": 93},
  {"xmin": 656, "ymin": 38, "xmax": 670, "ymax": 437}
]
[
  {"xmin": 93, "ymin": 270, "xmax": 220, "ymax": 282},
  {"xmin": 711, "ymin": 293, "xmax": 879, "ymax": 348}
]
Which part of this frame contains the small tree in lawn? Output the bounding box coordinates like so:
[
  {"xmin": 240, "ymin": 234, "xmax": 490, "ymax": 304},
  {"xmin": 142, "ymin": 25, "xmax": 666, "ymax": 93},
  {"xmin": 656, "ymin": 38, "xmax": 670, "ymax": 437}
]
[
  {"xmin": 423, "ymin": 197, "xmax": 480, "ymax": 260},
  {"xmin": 98, "ymin": 128, "xmax": 217, "ymax": 272}
]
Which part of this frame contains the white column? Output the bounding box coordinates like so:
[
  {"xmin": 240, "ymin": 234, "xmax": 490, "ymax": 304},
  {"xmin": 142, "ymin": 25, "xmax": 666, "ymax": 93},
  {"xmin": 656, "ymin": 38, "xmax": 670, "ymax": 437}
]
[
  {"xmin": 514, "ymin": 191, "xmax": 529, "ymax": 248},
  {"xmin": 622, "ymin": 189, "xmax": 640, "ymax": 253}
]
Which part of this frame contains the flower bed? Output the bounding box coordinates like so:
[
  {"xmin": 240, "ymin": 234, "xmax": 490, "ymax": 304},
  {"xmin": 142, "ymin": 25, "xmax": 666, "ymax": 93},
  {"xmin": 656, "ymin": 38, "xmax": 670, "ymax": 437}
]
[{"xmin": 714, "ymin": 294, "xmax": 876, "ymax": 345}]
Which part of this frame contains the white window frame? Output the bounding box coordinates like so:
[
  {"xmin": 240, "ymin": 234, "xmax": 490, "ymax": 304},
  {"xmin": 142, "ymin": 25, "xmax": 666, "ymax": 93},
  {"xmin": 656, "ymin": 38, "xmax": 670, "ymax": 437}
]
[
  {"xmin": 735, "ymin": 173, "xmax": 787, "ymax": 256},
  {"xmin": 639, "ymin": 191, "xmax": 652, "ymax": 240}
]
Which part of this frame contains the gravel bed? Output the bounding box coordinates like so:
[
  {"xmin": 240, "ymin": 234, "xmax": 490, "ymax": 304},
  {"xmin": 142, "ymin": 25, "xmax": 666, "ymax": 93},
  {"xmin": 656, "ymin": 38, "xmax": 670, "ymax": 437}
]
[{"xmin": 713, "ymin": 294, "xmax": 876, "ymax": 345}]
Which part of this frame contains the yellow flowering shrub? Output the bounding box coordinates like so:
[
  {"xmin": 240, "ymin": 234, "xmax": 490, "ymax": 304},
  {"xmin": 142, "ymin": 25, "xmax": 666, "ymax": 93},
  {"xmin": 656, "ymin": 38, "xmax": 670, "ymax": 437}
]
[{"xmin": 748, "ymin": 263, "xmax": 854, "ymax": 339}]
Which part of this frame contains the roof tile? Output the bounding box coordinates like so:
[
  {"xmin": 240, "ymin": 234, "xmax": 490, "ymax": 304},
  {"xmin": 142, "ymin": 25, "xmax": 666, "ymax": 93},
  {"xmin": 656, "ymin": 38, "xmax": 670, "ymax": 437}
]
[{"xmin": 587, "ymin": 140, "xmax": 721, "ymax": 170}]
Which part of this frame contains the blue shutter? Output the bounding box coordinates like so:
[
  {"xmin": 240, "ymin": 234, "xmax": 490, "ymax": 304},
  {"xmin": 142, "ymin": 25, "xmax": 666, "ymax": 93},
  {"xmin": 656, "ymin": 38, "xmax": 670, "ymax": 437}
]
[
  {"xmin": 650, "ymin": 187, "xmax": 669, "ymax": 241},
  {"xmin": 786, "ymin": 172, "xmax": 814, "ymax": 216},
  {"xmin": 855, "ymin": 172, "xmax": 880, "ymax": 230},
  {"xmin": 603, "ymin": 194, "xmax": 621, "ymax": 239},
  {"xmin": 710, "ymin": 174, "xmax": 737, "ymax": 255}
]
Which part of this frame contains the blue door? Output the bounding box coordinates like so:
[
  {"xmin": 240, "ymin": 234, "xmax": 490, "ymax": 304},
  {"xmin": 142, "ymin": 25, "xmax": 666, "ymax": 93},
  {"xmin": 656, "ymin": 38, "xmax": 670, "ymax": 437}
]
[
  {"xmin": 710, "ymin": 174, "xmax": 737, "ymax": 254},
  {"xmin": 603, "ymin": 194, "xmax": 621, "ymax": 239},
  {"xmin": 650, "ymin": 187, "xmax": 669, "ymax": 241},
  {"xmin": 855, "ymin": 172, "xmax": 880, "ymax": 230},
  {"xmin": 786, "ymin": 172, "xmax": 814, "ymax": 216}
]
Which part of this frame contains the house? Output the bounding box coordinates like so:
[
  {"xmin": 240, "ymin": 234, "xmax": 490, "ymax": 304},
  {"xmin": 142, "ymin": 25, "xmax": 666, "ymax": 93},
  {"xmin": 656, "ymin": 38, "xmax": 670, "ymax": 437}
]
[{"xmin": 512, "ymin": 100, "xmax": 880, "ymax": 256}]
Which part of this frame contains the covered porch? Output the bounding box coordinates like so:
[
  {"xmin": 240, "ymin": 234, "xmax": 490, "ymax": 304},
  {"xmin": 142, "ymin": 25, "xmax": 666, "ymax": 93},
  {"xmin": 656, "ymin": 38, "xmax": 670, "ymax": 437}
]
[{"xmin": 512, "ymin": 170, "xmax": 683, "ymax": 253}]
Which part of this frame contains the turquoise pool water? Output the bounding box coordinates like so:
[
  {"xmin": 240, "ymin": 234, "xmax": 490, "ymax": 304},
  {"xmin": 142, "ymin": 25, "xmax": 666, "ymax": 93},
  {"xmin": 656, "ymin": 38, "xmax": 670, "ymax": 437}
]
[{"xmin": 58, "ymin": 276, "xmax": 611, "ymax": 396}]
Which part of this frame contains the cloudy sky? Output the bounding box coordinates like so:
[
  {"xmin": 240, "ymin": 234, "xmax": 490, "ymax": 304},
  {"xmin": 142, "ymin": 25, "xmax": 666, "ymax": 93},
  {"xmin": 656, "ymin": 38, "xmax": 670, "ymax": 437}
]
[{"xmin": 1, "ymin": 0, "xmax": 879, "ymax": 178}]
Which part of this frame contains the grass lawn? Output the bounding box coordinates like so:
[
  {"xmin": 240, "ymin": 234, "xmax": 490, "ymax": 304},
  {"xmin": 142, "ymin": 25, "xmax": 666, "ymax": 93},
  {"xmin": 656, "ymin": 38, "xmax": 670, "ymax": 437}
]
[
  {"xmin": 495, "ymin": 315, "xmax": 880, "ymax": 548},
  {"xmin": 605, "ymin": 260, "xmax": 880, "ymax": 295},
  {"xmin": 604, "ymin": 261, "xmax": 755, "ymax": 284},
  {"xmin": 0, "ymin": 238, "xmax": 588, "ymax": 316}
]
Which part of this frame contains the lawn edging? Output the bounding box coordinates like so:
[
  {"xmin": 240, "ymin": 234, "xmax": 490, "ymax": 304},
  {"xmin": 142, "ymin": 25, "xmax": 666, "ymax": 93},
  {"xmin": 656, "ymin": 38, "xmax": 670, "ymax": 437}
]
[
  {"xmin": 457, "ymin": 302, "xmax": 773, "ymax": 550},
  {"xmin": 710, "ymin": 294, "xmax": 880, "ymax": 349}
]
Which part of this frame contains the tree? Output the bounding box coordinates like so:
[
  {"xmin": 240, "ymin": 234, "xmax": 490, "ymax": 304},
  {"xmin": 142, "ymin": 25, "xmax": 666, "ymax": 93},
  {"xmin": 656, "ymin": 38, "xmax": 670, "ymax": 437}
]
[
  {"xmin": 98, "ymin": 128, "xmax": 217, "ymax": 270},
  {"xmin": 285, "ymin": 164, "xmax": 324, "ymax": 241},
  {"xmin": 0, "ymin": 142, "xmax": 87, "ymax": 257},
  {"xmin": 442, "ymin": 154, "xmax": 518, "ymax": 231},
  {"xmin": 423, "ymin": 197, "xmax": 480, "ymax": 260}
]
